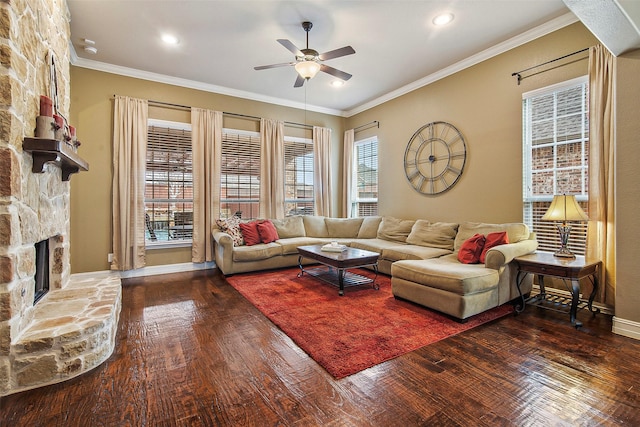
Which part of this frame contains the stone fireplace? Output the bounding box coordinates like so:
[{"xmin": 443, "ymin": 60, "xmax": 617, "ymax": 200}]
[{"xmin": 0, "ymin": 0, "xmax": 121, "ymax": 396}]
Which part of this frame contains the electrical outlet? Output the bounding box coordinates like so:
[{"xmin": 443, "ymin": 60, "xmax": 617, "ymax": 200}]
[{"xmin": 107, "ymin": 253, "xmax": 113, "ymax": 262}]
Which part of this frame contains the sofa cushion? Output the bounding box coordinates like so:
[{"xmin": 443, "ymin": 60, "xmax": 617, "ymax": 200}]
[
  {"xmin": 391, "ymin": 258, "xmax": 499, "ymax": 295},
  {"xmin": 480, "ymin": 231, "xmax": 509, "ymax": 264},
  {"xmin": 457, "ymin": 233, "xmax": 486, "ymax": 264},
  {"xmin": 303, "ymin": 215, "xmax": 328, "ymax": 237},
  {"xmin": 257, "ymin": 220, "xmax": 279, "ymax": 243},
  {"xmin": 271, "ymin": 216, "xmax": 306, "ymax": 238},
  {"xmin": 239, "ymin": 221, "xmax": 262, "ymax": 246},
  {"xmin": 215, "ymin": 216, "xmax": 244, "ymax": 247},
  {"xmin": 382, "ymin": 245, "xmax": 452, "ymax": 262},
  {"xmin": 325, "ymin": 217, "xmax": 364, "ymax": 238},
  {"xmin": 377, "ymin": 216, "xmax": 415, "ymax": 242},
  {"xmin": 350, "ymin": 238, "xmax": 404, "ymax": 254},
  {"xmin": 357, "ymin": 216, "xmax": 382, "ymax": 238},
  {"xmin": 277, "ymin": 237, "xmax": 324, "ymax": 255},
  {"xmin": 406, "ymin": 220, "xmax": 458, "ymax": 250},
  {"xmin": 232, "ymin": 242, "xmax": 282, "ymax": 262},
  {"xmin": 454, "ymin": 222, "xmax": 529, "ymax": 252}
]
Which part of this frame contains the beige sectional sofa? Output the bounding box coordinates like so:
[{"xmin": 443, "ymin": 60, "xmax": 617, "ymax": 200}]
[{"xmin": 212, "ymin": 215, "xmax": 537, "ymax": 320}]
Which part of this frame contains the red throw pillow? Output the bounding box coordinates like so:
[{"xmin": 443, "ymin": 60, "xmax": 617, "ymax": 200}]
[
  {"xmin": 480, "ymin": 231, "xmax": 509, "ymax": 264},
  {"xmin": 257, "ymin": 220, "xmax": 279, "ymax": 244},
  {"xmin": 239, "ymin": 221, "xmax": 262, "ymax": 246},
  {"xmin": 457, "ymin": 233, "xmax": 486, "ymax": 264}
]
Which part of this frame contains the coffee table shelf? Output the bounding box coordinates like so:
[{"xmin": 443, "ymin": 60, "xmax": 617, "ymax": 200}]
[
  {"xmin": 297, "ymin": 245, "xmax": 380, "ymax": 296},
  {"xmin": 303, "ymin": 266, "xmax": 378, "ymax": 288}
]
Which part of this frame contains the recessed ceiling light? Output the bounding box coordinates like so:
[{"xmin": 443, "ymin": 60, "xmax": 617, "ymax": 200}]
[
  {"xmin": 161, "ymin": 34, "xmax": 179, "ymax": 45},
  {"xmin": 433, "ymin": 13, "xmax": 454, "ymax": 26},
  {"xmin": 331, "ymin": 80, "xmax": 344, "ymax": 88}
]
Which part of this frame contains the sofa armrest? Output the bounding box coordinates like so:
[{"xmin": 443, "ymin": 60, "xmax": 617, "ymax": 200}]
[
  {"xmin": 212, "ymin": 230, "xmax": 234, "ymax": 274},
  {"xmin": 484, "ymin": 239, "xmax": 538, "ymax": 270}
]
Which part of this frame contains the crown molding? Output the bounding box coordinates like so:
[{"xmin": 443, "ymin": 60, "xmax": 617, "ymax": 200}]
[
  {"xmin": 344, "ymin": 12, "xmax": 579, "ymax": 117},
  {"xmin": 70, "ymin": 55, "xmax": 344, "ymax": 117}
]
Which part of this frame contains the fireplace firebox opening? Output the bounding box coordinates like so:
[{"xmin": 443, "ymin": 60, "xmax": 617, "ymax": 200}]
[{"xmin": 34, "ymin": 239, "xmax": 50, "ymax": 304}]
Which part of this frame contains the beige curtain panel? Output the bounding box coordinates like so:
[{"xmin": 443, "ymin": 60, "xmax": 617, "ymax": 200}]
[
  {"xmin": 259, "ymin": 118, "xmax": 285, "ymax": 219},
  {"xmin": 111, "ymin": 96, "xmax": 148, "ymax": 271},
  {"xmin": 587, "ymin": 44, "xmax": 616, "ymax": 307},
  {"xmin": 342, "ymin": 129, "xmax": 355, "ymax": 218},
  {"xmin": 313, "ymin": 126, "xmax": 333, "ymax": 216},
  {"xmin": 192, "ymin": 108, "xmax": 223, "ymax": 263}
]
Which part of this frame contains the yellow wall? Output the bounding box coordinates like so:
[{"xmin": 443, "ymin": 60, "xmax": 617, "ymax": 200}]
[
  {"xmin": 615, "ymin": 48, "xmax": 640, "ymax": 324},
  {"xmin": 69, "ymin": 21, "xmax": 640, "ymax": 332},
  {"xmin": 69, "ymin": 69, "xmax": 344, "ymax": 272},
  {"xmin": 345, "ymin": 23, "xmax": 597, "ymax": 223}
]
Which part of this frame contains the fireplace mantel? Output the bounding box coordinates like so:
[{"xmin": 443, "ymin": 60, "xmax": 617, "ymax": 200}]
[{"xmin": 23, "ymin": 138, "xmax": 89, "ymax": 181}]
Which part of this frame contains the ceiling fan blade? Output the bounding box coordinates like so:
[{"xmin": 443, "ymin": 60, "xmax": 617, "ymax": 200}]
[
  {"xmin": 318, "ymin": 46, "xmax": 355, "ymax": 61},
  {"xmin": 254, "ymin": 62, "xmax": 295, "ymax": 70},
  {"xmin": 277, "ymin": 39, "xmax": 303, "ymax": 57},
  {"xmin": 294, "ymin": 74, "xmax": 306, "ymax": 88},
  {"xmin": 320, "ymin": 64, "xmax": 352, "ymax": 81}
]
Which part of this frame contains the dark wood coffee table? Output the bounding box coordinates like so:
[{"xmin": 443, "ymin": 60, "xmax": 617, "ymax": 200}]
[{"xmin": 296, "ymin": 245, "xmax": 380, "ymax": 296}]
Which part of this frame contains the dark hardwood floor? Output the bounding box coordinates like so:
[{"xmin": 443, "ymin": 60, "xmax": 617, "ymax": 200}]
[{"xmin": 2, "ymin": 268, "xmax": 639, "ymax": 426}]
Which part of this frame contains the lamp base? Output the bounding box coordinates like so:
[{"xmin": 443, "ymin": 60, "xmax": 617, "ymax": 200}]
[
  {"xmin": 554, "ymin": 223, "xmax": 576, "ymax": 258},
  {"xmin": 553, "ymin": 247, "xmax": 576, "ymax": 259}
]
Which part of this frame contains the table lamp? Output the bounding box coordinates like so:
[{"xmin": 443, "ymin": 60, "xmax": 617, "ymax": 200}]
[{"xmin": 541, "ymin": 194, "xmax": 588, "ymax": 258}]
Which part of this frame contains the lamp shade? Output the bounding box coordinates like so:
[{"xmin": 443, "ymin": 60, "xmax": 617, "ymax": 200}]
[
  {"xmin": 295, "ymin": 60, "xmax": 321, "ymax": 79},
  {"xmin": 541, "ymin": 194, "xmax": 588, "ymax": 222}
]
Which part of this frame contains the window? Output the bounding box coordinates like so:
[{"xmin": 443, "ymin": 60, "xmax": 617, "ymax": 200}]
[
  {"xmin": 351, "ymin": 137, "xmax": 378, "ymax": 217},
  {"xmin": 145, "ymin": 119, "xmax": 193, "ymax": 245},
  {"xmin": 284, "ymin": 137, "xmax": 314, "ymax": 216},
  {"xmin": 220, "ymin": 129, "xmax": 261, "ymax": 220},
  {"xmin": 523, "ymin": 76, "xmax": 589, "ymax": 255}
]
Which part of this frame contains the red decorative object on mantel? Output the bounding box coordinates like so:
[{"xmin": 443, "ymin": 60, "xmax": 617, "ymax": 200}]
[
  {"xmin": 39, "ymin": 95, "xmax": 53, "ymax": 117},
  {"xmin": 34, "ymin": 95, "xmax": 82, "ymax": 151}
]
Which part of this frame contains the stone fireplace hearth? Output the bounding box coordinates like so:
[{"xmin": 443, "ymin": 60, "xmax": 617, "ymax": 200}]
[{"xmin": 0, "ymin": 0, "xmax": 121, "ymax": 396}]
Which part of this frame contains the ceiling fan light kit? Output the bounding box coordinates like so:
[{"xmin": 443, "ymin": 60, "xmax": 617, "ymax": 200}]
[
  {"xmin": 295, "ymin": 60, "xmax": 321, "ymax": 79},
  {"xmin": 254, "ymin": 21, "xmax": 355, "ymax": 87}
]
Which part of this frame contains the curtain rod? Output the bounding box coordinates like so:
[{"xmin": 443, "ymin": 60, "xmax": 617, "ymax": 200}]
[
  {"xmin": 354, "ymin": 120, "xmax": 380, "ymax": 132},
  {"xmin": 119, "ymin": 97, "xmax": 314, "ymax": 129},
  {"xmin": 511, "ymin": 47, "xmax": 589, "ymax": 85}
]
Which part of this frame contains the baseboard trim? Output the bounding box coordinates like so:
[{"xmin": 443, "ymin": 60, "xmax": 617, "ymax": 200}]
[
  {"xmin": 71, "ymin": 262, "xmax": 217, "ymax": 280},
  {"xmin": 612, "ymin": 317, "xmax": 640, "ymax": 340}
]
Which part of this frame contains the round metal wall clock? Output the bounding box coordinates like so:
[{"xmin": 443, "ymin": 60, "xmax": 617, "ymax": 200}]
[{"xmin": 403, "ymin": 121, "xmax": 467, "ymax": 195}]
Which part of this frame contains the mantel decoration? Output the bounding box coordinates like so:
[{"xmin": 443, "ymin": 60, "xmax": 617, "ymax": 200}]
[
  {"xmin": 541, "ymin": 194, "xmax": 589, "ymax": 258},
  {"xmin": 24, "ymin": 52, "xmax": 88, "ymax": 181},
  {"xmin": 404, "ymin": 121, "xmax": 467, "ymax": 195}
]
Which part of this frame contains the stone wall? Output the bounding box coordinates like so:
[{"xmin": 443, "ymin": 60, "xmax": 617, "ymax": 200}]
[{"xmin": 0, "ymin": 0, "xmax": 119, "ymax": 396}]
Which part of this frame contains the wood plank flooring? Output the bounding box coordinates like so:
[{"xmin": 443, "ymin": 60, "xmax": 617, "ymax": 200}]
[{"xmin": 2, "ymin": 268, "xmax": 639, "ymax": 426}]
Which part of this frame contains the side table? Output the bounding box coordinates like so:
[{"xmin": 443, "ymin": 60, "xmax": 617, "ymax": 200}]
[{"xmin": 514, "ymin": 252, "xmax": 601, "ymax": 328}]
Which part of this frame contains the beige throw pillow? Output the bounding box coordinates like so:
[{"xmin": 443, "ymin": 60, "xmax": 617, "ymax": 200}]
[
  {"xmin": 303, "ymin": 215, "xmax": 329, "ymax": 237},
  {"xmin": 271, "ymin": 216, "xmax": 306, "ymax": 238},
  {"xmin": 376, "ymin": 216, "xmax": 415, "ymax": 242},
  {"xmin": 325, "ymin": 218, "xmax": 364, "ymax": 238},
  {"xmin": 357, "ymin": 216, "xmax": 382, "ymax": 238},
  {"xmin": 406, "ymin": 220, "xmax": 458, "ymax": 250}
]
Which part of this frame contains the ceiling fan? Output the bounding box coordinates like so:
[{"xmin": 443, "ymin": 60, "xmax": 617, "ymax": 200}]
[{"xmin": 254, "ymin": 21, "xmax": 355, "ymax": 87}]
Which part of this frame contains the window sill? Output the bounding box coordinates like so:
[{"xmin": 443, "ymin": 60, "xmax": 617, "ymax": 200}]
[{"xmin": 146, "ymin": 241, "xmax": 192, "ymax": 250}]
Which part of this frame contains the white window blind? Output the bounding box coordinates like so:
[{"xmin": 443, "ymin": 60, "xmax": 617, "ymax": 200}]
[
  {"xmin": 284, "ymin": 137, "xmax": 314, "ymax": 216},
  {"xmin": 352, "ymin": 137, "xmax": 378, "ymax": 217},
  {"xmin": 220, "ymin": 129, "xmax": 261, "ymax": 220},
  {"xmin": 145, "ymin": 119, "xmax": 193, "ymax": 244},
  {"xmin": 523, "ymin": 76, "xmax": 589, "ymax": 255}
]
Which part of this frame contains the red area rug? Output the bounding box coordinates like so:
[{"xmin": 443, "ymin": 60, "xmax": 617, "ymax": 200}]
[{"xmin": 226, "ymin": 267, "xmax": 513, "ymax": 379}]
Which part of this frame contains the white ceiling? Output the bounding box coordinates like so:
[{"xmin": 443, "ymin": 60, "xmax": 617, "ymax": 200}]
[{"xmin": 68, "ymin": 1, "xmax": 580, "ymax": 116}]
